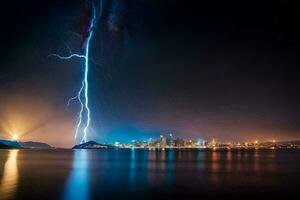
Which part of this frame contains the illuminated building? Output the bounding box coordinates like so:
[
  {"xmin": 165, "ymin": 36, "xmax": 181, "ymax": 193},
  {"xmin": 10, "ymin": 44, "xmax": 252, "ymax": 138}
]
[
  {"xmin": 197, "ymin": 139, "xmax": 206, "ymax": 148},
  {"xmin": 166, "ymin": 133, "xmax": 174, "ymax": 147},
  {"xmin": 174, "ymin": 138, "xmax": 185, "ymax": 147},
  {"xmin": 208, "ymin": 138, "xmax": 217, "ymax": 148}
]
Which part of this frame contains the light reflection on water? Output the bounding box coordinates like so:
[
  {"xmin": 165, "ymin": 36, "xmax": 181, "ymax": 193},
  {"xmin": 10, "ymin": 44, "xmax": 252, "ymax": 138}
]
[
  {"xmin": 129, "ymin": 148, "xmax": 136, "ymax": 188},
  {"xmin": 62, "ymin": 150, "xmax": 89, "ymax": 200},
  {"xmin": 166, "ymin": 150, "xmax": 174, "ymax": 186},
  {"xmin": 0, "ymin": 150, "xmax": 19, "ymax": 200}
]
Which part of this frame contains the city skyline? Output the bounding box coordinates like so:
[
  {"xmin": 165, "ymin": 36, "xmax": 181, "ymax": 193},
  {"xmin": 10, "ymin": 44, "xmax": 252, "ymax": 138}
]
[{"xmin": 1, "ymin": 0, "xmax": 300, "ymax": 147}]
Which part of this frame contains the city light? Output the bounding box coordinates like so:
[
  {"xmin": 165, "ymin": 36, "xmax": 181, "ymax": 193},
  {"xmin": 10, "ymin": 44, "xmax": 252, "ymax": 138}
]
[{"xmin": 105, "ymin": 134, "xmax": 297, "ymax": 150}]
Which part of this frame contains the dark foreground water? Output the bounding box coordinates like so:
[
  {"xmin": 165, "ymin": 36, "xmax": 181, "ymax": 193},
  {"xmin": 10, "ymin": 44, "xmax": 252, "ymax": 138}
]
[{"xmin": 0, "ymin": 149, "xmax": 300, "ymax": 200}]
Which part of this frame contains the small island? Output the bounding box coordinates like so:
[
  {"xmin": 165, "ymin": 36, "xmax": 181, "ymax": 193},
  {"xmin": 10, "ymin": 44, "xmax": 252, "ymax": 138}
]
[{"xmin": 72, "ymin": 141, "xmax": 116, "ymax": 149}]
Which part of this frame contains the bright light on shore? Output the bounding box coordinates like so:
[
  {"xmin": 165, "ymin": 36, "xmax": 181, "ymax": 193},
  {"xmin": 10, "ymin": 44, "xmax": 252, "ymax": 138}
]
[{"xmin": 11, "ymin": 134, "xmax": 19, "ymax": 141}]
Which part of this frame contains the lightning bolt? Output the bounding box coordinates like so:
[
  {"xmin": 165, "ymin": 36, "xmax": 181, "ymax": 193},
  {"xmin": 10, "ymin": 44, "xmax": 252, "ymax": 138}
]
[{"xmin": 49, "ymin": 0, "xmax": 103, "ymax": 144}]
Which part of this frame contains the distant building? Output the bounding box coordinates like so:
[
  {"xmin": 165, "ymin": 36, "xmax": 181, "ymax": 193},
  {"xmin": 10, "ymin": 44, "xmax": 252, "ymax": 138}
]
[
  {"xmin": 158, "ymin": 135, "xmax": 167, "ymax": 148},
  {"xmin": 166, "ymin": 133, "xmax": 174, "ymax": 147},
  {"xmin": 174, "ymin": 138, "xmax": 185, "ymax": 147},
  {"xmin": 185, "ymin": 139, "xmax": 197, "ymax": 148},
  {"xmin": 207, "ymin": 138, "xmax": 217, "ymax": 148},
  {"xmin": 197, "ymin": 139, "xmax": 206, "ymax": 148}
]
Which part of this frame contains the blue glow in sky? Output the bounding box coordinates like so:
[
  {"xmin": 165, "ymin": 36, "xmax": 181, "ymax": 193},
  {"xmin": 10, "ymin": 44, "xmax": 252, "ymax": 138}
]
[{"xmin": 95, "ymin": 128, "xmax": 160, "ymax": 144}]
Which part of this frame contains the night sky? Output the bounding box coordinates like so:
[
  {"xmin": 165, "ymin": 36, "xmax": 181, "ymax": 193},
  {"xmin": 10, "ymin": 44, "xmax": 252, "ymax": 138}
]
[{"xmin": 1, "ymin": 0, "xmax": 300, "ymax": 147}]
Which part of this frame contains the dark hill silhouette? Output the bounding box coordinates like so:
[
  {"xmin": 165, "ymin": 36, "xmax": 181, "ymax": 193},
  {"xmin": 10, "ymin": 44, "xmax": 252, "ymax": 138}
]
[{"xmin": 73, "ymin": 141, "xmax": 116, "ymax": 149}]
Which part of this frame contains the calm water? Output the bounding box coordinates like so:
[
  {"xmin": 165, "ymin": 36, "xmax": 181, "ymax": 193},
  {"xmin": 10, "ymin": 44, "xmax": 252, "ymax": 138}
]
[{"xmin": 0, "ymin": 149, "xmax": 300, "ymax": 200}]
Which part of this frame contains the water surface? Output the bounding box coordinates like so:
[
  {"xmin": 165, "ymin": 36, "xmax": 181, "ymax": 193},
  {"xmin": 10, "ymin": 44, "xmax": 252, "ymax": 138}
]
[{"xmin": 0, "ymin": 149, "xmax": 300, "ymax": 200}]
